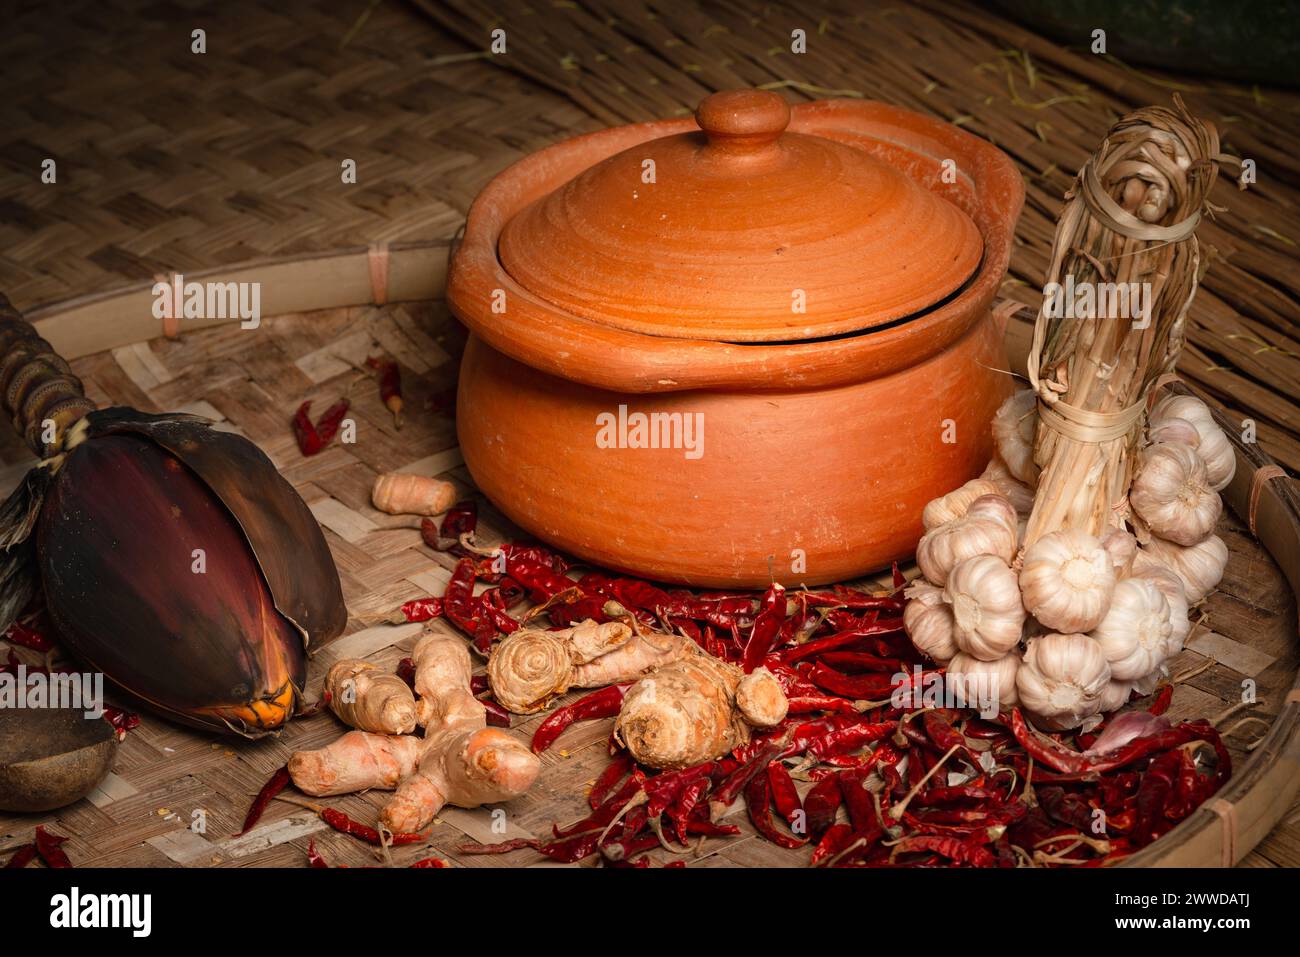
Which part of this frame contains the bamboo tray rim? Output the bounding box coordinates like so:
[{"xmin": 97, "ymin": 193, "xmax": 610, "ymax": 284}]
[{"xmin": 18, "ymin": 249, "xmax": 1299, "ymax": 869}]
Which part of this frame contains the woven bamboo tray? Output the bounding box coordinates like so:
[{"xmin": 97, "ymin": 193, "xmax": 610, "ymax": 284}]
[{"xmin": 0, "ymin": 247, "xmax": 1295, "ymax": 868}]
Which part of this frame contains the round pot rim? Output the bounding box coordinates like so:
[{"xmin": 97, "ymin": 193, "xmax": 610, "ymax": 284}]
[{"xmin": 449, "ymin": 98, "xmax": 1026, "ymax": 394}]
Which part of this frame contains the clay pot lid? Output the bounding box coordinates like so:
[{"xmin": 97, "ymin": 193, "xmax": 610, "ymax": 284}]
[{"xmin": 498, "ymin": 90, "xmax": 983, "ymax": 343}]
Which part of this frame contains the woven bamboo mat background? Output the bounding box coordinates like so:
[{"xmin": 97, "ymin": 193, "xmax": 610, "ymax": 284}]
[
  {"xmin": 0, "ymin": 298, "xmax": 1294, "ymax": 868},
  {"xmin": 0, "ymin": 0, "xmax": 1298, "ymax": 867}
]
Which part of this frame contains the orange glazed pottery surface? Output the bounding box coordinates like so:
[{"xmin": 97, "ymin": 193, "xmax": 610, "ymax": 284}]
[
  {"xmin": 448, "ymin": 90, "xmax": 1025, "ymax": 587},
  {"xmin": 499, "ymin": 90, "xmax": 983, "ymax": 342}
]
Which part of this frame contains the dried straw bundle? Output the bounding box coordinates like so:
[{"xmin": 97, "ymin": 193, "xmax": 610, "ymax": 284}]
[{"xmin": 1023, "ymin": 98, "xmax": 1221, "ymax": 548}]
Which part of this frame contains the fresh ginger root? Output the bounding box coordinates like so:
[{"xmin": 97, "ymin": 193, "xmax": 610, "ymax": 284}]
[
  {"xmin": 615, "ymin": 648, "xmax": 788, "ymax": 770},
  {"xmin": 382, "ymin": 634, "xmax": 539, "ymax": 833},
  {"xmin": 288, "ymin": 730, "xmax": 422, "ymax": 796},
  {"xmin": 289, "ymin": 634, "xmax": 540, "ymax": 833},
  {"xmin": 487, "ymin": 619, "xmax": 689, "ymax": 713},
  {"xmin": 325, "ymin": 659, "xmax": 418, "ymax": 734}
]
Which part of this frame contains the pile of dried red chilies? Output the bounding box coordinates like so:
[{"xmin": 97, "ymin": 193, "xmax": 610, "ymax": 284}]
[{"xmin": 402, "ymin": 521, "xmax": 1232, "ymax": 868}]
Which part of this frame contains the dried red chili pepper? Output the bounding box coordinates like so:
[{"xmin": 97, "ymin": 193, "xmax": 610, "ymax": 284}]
[
  {"xmin": 531, "ymin": 684, "xmax": 628, "ymax": 753},
  {"xmin": 306, "ymin": 839, "xmax": 329, "ymax": 868},
  {"xmin": 802, "ymin": 774, "xmax": 843, "ymax": 839},
  {"xmin": 803, "ymin": 721, "xmax": 897, "ymax": 761},
  {"xmin": 4, "ymin": 844, "xmax": 37, "ymax": 868},
  {"xmin": 775, "ymin": 619, "xmax": 905, "ymax": 665},
  {"xmin": 798, "ymin": 589, "xmax": 901, "ymax": 611},
  {"xmin": 921, "ymin": 709, "xmax": 985, "ymax": 768},
  {"xmin": 397, "ymin": 657, "xmax": 416, "ymax": 689},
  {"xmin": 740, "ymin": 582, "xmax": 787, "ymax": 673},
  {"xmin": 806, "ymin": 663, "xmax": 900, "ymax": 701},
  {"xmin": 291, "ymin": 401, "xmax": 320, "ymax": 455},
  {"xmin": 409, "ymin": 856, "xmax": 451, "ymax": 868},
  {"xmin": 34, "ymin": 826, "xmax": 72, "ymax": 868},
  {"xmin": 481, "ymin": 698, "xmax": 511, "ymax": 727},
  {"xmin": 662, "ymin": 593, "xmax": 756, "ymax": 628},
  {"xmin": 1010, "ymin": 708, "xmax": 1229, "ymax": 777},
  {"xmin": 589, "ymin": 753, "xmax": 634, "ymax": 809},
  {"xmin": 745, "ymin": 772, "xmax": 807, "ymax": 848},
  {"xmin": 237, "ymin": 764, "xmax": 291, "ymax": 836},
  {"xmin": 390, "ymin": 597, "xmax": 443, "ymax": 624},
  {"xmin": 1146, "ymin": 684, "xmax": 1173, "ymax": 716},
  {"xmin": 291, "ymin": 399, "xmax": 350, "ymax": 456},
  {"xmin": 644, "ymin": 763, "xmax": 714, "ymax": 817},
  {"xmin": 786, "ymin": 695, "xmax": 865, "ymax": 716},
  {"xmin": 442, "ymin": 558, "xmax": 496, "ymax": 649},
  {"xmin": 3, "ymin": 620, "xmax": 53, "ymax": 652},
  {"xmin": 811, "ymin": 823, "xmax": 855, "ymax": 866},
  {"xmin": 102, "ymin": 705, "xmax": 140, "ymax": 739},
  {"xmin": 319, "ymin": 807, "xmax": 424, "ymax": 846},
  {"xmin": 766, "ymin": 761, "xmax": 803, "ymax": 826},
  {"xmin": 890, "ymin": 832, "xmax": 996, "ymax": 868},
  {"xmin": 710, "ymin": 739, "xmax": 788, "ymax": 818},
  {"xmin": 1039, "ymin": 786, "xmax": 1098, "ymax": 835},
  {"xmin": 421, "ymin": 500, "xmax": 479, "ymax": 553},
  {"xmin": 817, "ymin": 651, "xmax": 907, "ymax": 673},
  {"xmin": 669, "ymin": 775, "xmax": 712, "ymax": 843},
  {"xmin": 837, "ymin": 769, "xmax": 874, "ymax": 831},
  {"xmin": 365, "ymin": 355, "xmax": 403, "ymax": 428}
]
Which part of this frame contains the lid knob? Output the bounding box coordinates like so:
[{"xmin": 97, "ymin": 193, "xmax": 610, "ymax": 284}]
[{"xmin": 695, "ymin": 90, "xmax": 790, "ymax": 156}]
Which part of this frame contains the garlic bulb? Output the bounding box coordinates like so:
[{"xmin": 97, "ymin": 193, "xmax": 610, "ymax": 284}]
[
  {"xmin": 1148, "ymin": 416, "xmax": 1200, "ymax": 449},
  {"xmin": 1129, "ymin": 564, "xmax": 1191, "ymax": 654},
  {"xmin": 1098, "ymin": 679, "xmax": 1134, "ymax": 713},
  {"xmin": 1100, "ymin": 528, "xmax": 1138, "ymax": 577},
  {"xmin": 981, "ymin": 456, "xmax": 1036, "ymax": 516},
  {"xmin": 944, "ymin": 555, "xmax": 1025, "ymax": 661},
  {"xmin": 1019, "ymin": 529, "xmax": 1116, "ymax": 632},
  {"xmin": 1016, "ymin": 633, "xmax": 1111, "ymax": 730},
  {"xmin": 947, "ymin": 651, "xmax": 1020, "ymax": 711},
  {"xmin": 916, "ymin": 494, "xmax": 1018, "ymax": 586},
  {"xmin": 922, "ymin": 478, "xmax": 1001, "ymax": 531},
  {"xmin": 903, "ymin": 580, "xmax": 958, "ymax": 664},
  {"xmin": 1134, "ymin": 534, "xmax": 1228, "ymax": 603},
  {"xmin": 992, "ymin": 389, "xmax": 1039, "ymax": 485},
  {"xmin": 1150, "ymin": 394, "xmax": 1235, "ymax": 491},
  {"xmin": 1129, "ymin": 442, "xmax": 1221, "ymax": 546},
  {"xmin": 1131, "ymin": 664, "xmax": 1169, "ymax": 697},
  {"xmin": 1089, "ymin": 578, "xmax": 1173, "ymax": 681}
]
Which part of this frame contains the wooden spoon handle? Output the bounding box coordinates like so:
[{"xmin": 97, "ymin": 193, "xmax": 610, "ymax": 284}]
[{"xmin": 0, "ymin": 295, "xmax": 96, "ymax": 457}]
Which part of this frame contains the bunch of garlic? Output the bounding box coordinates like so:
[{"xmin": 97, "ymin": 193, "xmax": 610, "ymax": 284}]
[{"xmin": 902, "ymin": 389, "xmax": 1235, "ymax": 732}]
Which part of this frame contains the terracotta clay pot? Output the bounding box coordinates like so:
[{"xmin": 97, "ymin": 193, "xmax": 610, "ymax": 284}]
[{"xmin": 449, "ymin": 91, "xmax": 1024, "ymax": 587}]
